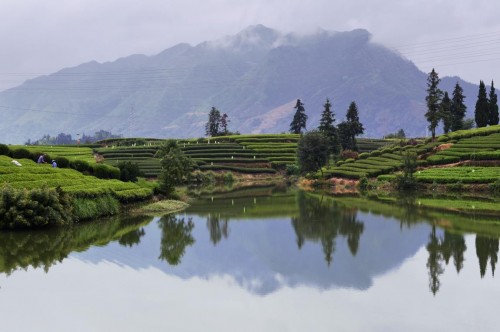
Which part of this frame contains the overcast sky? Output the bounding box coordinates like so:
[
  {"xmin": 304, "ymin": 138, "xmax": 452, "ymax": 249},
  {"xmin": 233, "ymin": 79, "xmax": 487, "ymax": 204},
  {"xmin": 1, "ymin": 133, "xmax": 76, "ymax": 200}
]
[{"xmin": 1, "ymin": 0, "xmax": 500, "ymax": 91}]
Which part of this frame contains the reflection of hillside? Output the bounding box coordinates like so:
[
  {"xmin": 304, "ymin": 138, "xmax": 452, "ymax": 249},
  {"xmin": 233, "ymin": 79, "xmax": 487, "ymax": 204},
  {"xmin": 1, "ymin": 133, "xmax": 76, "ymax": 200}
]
[
  {"xmin": 333, "ymin": 194, "xmax": 500, "ymax": 238},
  {"xmin": 186, "ymin": 185, "xmax": 298, "ymax": 219},
  {"xmin": 0, "ymin": 215, "xmax": 152, "ymax": 275},
  {"xmin": 329, "ymin": 194, "xmax": 500, "ymax": 294}
]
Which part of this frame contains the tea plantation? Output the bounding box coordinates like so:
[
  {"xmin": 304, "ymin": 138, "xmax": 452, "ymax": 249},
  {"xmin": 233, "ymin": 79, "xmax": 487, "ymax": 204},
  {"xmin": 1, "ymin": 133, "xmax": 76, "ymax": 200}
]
[{"xmin": 322, "ymin": 124, "xmax": 500, "ymax": 185}]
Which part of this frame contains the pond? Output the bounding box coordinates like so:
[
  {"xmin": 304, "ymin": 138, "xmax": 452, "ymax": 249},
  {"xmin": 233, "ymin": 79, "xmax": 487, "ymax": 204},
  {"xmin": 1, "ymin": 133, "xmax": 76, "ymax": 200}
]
[{"xmin": 0, "ymin": 186, "xmax": 499, "ymax": 331}]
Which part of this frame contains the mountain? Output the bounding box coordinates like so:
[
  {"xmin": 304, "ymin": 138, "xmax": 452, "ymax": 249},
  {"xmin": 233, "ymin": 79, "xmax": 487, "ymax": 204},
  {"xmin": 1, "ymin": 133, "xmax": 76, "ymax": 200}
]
[{"xmin": 0, "ymin": 25, "xmax": 483, "ymax": 144}]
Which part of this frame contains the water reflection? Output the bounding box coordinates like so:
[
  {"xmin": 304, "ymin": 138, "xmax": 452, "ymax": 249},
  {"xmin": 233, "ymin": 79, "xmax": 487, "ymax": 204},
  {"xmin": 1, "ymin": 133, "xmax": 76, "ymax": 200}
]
[
  {"xmin": 158, "ymin": 214, "xmax": 195, "ymax": 265},
  {"xmin": 475, "ymin": 235, "xmax": 499, "ymax": 278},
  {"xmin": 0, "ymin": 215, "xmax": 151, "ymax": 275},
  {"xmin": 1, "ymin": 187, "xmax": 500, "ymax": 298},
  {"xmin": 292, "ymin": 191, "xmax": 364, "ymax": 265}
]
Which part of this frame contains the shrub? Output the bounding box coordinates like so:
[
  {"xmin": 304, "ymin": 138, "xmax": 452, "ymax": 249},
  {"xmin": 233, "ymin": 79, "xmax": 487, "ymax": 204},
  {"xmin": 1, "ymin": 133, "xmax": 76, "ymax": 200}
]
[
  {"xmin": 70, "ymin": 159, "xmax": 92, "ymax": 173},
  {"xmin": 0, "ymin": 185, "xmax": 74, "ymax": 229},
  {"xmin": 54, "ymin": 156, "xmax": 70, "ymax": 168},
  {"xmin": 0, "ymin": 144, "xmax": 10, "ymax": 156},
  {"xmin": 117, "ymin": 161, "xmax": 142, "ymax": 182},
  {"xmin": 358, "ymin": 176, "xmax": 369, "ymax": 190},
  {"xmin": 447, "ymin": 181, "xmax": 463, "ymax": 192},
  {"xmin": 285, "ymin": 164, "xmax": 300, "ymax": 176},
  {"xmin": 12, "ymin": 148, "xmax": 33, "ymax": 160},
  {"xmin": 92, "ymin": 163, "xmax": 120, "ymax": 179}
]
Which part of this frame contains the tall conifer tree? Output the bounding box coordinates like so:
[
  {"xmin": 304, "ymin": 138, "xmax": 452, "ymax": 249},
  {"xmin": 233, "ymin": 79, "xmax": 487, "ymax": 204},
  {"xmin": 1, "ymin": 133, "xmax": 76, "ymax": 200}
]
[
  {"xmin": 318, "ymin": 98, "xmax": 340, "ymax": 154},
  {"xmin": 488, "ymin": 81, "xmax": 499, "ymax": 125},
  {"xmin": 440, "ymin": 91, "xmax": 452, "ymax": 134},
  {"xmin": 425, "ymin": 68, "xmax": 443, "ymax": 140},
  {"xmin": 450, "ymin": 82, "xmax": 467, "ymax": 132},
  {"xmin": 290, "ymin": 99, "xmax": 307, "ymax": 134},
  {"xmin": 475, "ymin": 80, "xmax": 489, "ymax": 128}
]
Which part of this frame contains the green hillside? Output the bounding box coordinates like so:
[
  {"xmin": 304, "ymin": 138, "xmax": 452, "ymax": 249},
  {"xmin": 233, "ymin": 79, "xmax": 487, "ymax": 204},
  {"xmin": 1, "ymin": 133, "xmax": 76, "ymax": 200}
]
[{"xmin": 322, "ymin": 125, "xmax": 500, "ymax": 186}]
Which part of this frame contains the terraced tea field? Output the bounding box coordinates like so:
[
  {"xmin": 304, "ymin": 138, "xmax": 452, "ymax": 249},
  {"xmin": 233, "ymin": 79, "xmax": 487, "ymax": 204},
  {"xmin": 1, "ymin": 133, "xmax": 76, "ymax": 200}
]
[{"xmin": 0, "ymin": 156, "xmax": 152, "ymax": 202}]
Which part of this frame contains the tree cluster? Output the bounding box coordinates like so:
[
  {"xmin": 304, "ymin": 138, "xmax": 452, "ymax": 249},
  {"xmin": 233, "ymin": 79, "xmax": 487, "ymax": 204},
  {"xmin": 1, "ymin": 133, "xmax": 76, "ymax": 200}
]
[
  {"xmin": 26, "ymin": 130, "xmax": 121, "ymax": 145},
  {"xmin": 425, "ymin": 69, "xmax": 468, "ymax": 139},
  {"xmin": 295, "ymin": 98, "xmax": 364, "ymax": 174},
  {"xmin": 425, "ymin": 68, "xmax": 499, "ymax": 138},
  {"xmin": 475, "ymin": 80, "xmax": 499, "ymax": 128},
  {"xmin": 205, "ymin": 107, "xmax": 231, "ymax": 136}
]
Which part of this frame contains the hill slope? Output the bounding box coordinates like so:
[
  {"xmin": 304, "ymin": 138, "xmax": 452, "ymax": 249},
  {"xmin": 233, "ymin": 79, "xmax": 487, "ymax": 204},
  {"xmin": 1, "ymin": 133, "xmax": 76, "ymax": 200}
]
[{"xmin": 0, "ymin": 25, "xmax": 482, "ymax": 143}]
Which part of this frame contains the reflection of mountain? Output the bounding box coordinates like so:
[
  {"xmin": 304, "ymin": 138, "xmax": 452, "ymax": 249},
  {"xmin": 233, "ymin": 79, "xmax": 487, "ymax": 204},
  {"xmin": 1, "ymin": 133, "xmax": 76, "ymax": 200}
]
[{"xmin": 73, "ymin": 191, "xmax": 430, "ymax": 294}]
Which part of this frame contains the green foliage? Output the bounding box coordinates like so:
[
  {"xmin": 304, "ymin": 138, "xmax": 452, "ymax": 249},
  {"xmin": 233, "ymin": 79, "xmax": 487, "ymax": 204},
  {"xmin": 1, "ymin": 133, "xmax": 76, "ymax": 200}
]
[
  {"xmin": 0, "ymin": 144, "xmax": 10, "ymax": 156},
  {"xmin": 11, "ymin": 148, "xmax": 33, "ymax": 160},
  {"xmin": 286, "ymin": 164, "xmax": 300, "ymax": 176},
  {"xmin": 338, "ymin": 102, "xmax": 364, "ymax": 151},
  {"xmin": 72, "ymin": 194, "xmax": 120, "ymax": 220},
  {"xmin": 451, "ymin": 82, "xmax": 467, "ymax": 131},
  {"xmin": 54, "ymin": 156, "xmax": 70, "ymax": 168},
  {"xmin": 358, "ymin": 176, "xmax": 369, "ymax": 190},
  {"xmin": 290, "ymin": 99, "xmax": 307, "ymax": 134},
  {"xmin": 92, "ymin": 163, "xmax": 120, "ymax": 180},
  {"xmin": 475, "ymin": 80, "xmax": 489, "ymax": 128},
  {"xmin": 117, "ymin": 161, "xmax": 142, "ymax": 182},
  {"xmin": 489, "ymin": 179, "xmax": 500, "ymax": 195},
  {"xmin": 440, "ymin": 91, "xmax": 452, "ymax": 134},
  {"xmin": 0, "ymin": 185, "xmax": 74, "ymax": 229},
  {"xmin": 395, "ymin": 151, "xmax": 417, "ymax": 191},
  {"xmin": 157, "ymin": 141, "xmax": 194, "ymax": 196},
  {"xmin": 70, "ymin": 159, "xmax": 91, "ymax": 173},
  {"xmin": 297, "ymin": 131, "xmax": 329, "ymax": 175},
  {"xmin": 489, "ymin": 81, "xmax": 499, "ymax": 125},
  {"xmin": 425, "ymin": 68, "xmax": 443, "ymax": 140}
]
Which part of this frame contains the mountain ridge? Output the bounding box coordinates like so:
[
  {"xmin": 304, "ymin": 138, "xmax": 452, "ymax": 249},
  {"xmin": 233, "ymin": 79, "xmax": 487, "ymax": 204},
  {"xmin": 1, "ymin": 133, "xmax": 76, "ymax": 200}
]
[{"xmin": 0, "ymin": 25, "xmax": 484, "ymax": 143}]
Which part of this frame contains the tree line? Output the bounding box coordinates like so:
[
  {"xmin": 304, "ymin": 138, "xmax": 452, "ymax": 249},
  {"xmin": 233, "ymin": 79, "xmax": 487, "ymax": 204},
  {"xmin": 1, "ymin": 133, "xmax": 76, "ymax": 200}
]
[
  {"xmin": 425, "ymin": 68, "xmax": 499, "ymax": 140},
  {"xmin": 289, "ymin": 98, "xmax": 364, "ymax": 174}
]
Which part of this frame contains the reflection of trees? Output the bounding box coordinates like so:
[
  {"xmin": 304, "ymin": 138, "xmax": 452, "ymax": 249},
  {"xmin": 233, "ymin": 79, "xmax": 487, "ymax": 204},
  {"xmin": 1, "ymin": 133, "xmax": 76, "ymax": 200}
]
[
  {"xmin": 118, "ymin": 228, "xmax": 145, "ymax": 247},
  {"xmin": 0, "ymin": 215, "xmax": 152, "ymax": 275},
  {"xmin": 292, "ymin": 192, "xmax": 364, "ymax": 266},
  {"xmin": 206, "ymin": 213, "xmax": 229, "ymax": 245},
  {"xmin": 475, "ymin": 235, "xmax": 499, "ymax": 278},
  {"xmin": 158, "ymin": 214, "xmax": 195, "ymax": 266},
  {"xmin": 426, "ymin": 226, "xmax": 467, "ymax": 295}
]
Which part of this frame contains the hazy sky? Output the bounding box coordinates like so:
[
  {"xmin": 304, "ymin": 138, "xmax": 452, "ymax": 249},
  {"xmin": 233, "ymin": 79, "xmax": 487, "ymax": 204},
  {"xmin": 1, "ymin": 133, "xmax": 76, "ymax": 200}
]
[{"xmin": 1, "ymin": 0, "xmax": 500, "ymax": 91}]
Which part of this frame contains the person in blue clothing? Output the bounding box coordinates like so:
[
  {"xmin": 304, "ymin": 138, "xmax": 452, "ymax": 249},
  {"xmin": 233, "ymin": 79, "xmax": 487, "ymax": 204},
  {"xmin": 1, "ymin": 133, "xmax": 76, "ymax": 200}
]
[
  {"xmin": 37, "ymin": 154, "xmax": 46, "ymax": 164},
  {"xmin": 51, "ymin": 160, "xmax": 57, "ymax": 168}
]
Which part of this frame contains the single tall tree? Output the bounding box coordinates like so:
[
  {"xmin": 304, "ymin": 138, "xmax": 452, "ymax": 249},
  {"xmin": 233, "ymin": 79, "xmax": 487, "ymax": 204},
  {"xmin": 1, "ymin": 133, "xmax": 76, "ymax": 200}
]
[
  {"xmin": 450, "ymin": 82, "xmax": 467, "ymax": 132},
  {"xmin": 475, "ymin": 80, "xmax": 489, "ymax": 128},
  {"xmin": 440, "ymin": 91, "xmax": 452, "ymax": 134},
  {"xmin": 205, "ymin": 107, "xmax": 221, "ymax": 136},
  {"xmin": 488, "ymin": 81, "xmax": 499, "ymax": 125},
  {"xmin": 425, "ymin": 68, "xmax": 443, "ymax": 140},
  {"xmin": 290, "ymin": 99, "xmax": 307, "ymax": 134},
  {"xmin": 339, "ymin": 101, "xmax": 364, "ymax": 151},
  {"xmin": 219, "ymin": 113, "xmax": 230, "ymax": 135},
  {"xmin": 318, "ymin": 98, "xmax": 340, "ymax": 155}
]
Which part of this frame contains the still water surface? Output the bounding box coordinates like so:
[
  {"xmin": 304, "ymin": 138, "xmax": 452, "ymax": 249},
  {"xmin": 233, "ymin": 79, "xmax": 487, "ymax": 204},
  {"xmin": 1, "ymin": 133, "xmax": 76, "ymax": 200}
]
[{"xmin": 0, "ymin": 186, "xmax": 499, "ymax": 331}]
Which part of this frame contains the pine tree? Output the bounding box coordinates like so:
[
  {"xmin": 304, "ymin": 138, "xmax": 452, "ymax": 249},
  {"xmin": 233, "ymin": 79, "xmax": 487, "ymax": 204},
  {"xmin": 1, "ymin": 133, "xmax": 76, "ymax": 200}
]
[
  {"xmin": 220, "ymin": 113, "xmax": 230, "ymax": 135},
  {"xmin": 488, "ymin": 81, "xmax": 499, "ymax": 125},
  {"xmin": 289, "ymin": 99, "xmax": 307, "ymax": 134},
  {"xmin": 450, "ymin": 82, "xmax": 467, "ymax": 132},
  {"xmin": 205, "ymin": 107, "xmax": 221, "ymax": 136},
  {"xmin": 440, "ymin": 92, "xmax": 452, "ymax": 134},
  {"xmin": 318, "ymin": 98, "xmax": 340, "ymax": 154},
  {"xmin": 339, "ymin": 101, "xmax": 364, "ymax": 151},
  {"xmin": 425, "ymin": 68, "xmax": 443, "ymax": 140},
  {"xmin": 475, "ymin": 80, "xmax": 489, "ymax": 128}
]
